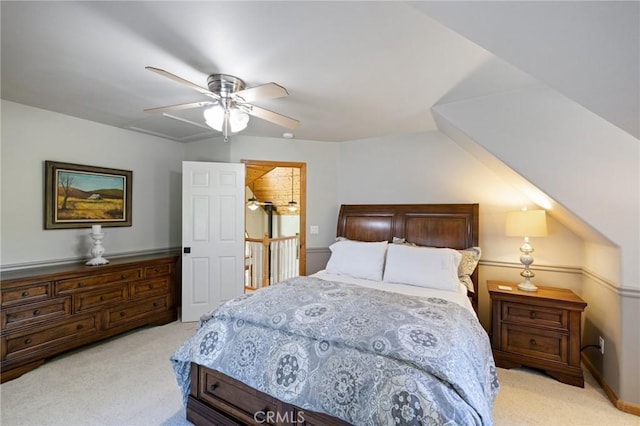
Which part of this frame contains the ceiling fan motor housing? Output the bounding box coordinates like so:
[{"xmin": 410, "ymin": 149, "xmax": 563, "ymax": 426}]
[{"xmin": 207, "ymin": 74, "xmax": 246, "ymax": 97}]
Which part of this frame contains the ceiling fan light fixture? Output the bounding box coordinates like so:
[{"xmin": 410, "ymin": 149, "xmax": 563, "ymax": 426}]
[
  {"xmin": 203, "ymin": 105, "xmax": 225, "ymax": 131},
  {"xmin": 229, "ymin": 108, "xmax": 250, "ymax": 132},
  {"xmin": 203, "ymin": 105, "xmax": 250, "ymax": 133}
]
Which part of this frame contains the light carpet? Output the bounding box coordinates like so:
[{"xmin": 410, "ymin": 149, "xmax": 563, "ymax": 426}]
[{"xmin": 1, "ymin": 320, "xmax": 637, "ymax": 425}]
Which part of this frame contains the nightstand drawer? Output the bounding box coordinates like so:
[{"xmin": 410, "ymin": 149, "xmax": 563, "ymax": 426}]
[
  {"xmin": 502, "ymin": 323, "xmax": 567, "ymax": 363},
  {"xmin": 502, "ymin": 301, "xmax": 568, "ymax": 330}
]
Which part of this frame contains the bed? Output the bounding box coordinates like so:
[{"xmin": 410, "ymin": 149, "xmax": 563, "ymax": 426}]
[{"xmin": 171, "ymin": 203, "xmax": 498, "ymax": 425}]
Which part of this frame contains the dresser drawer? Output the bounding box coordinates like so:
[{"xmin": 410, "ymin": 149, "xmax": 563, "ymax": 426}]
[
  {"xmin": 1, "ymin": 283, "xmax": 51, "ymax": 307},
  {"xmin": 145, "ymin": 264, "xmax": 172, "ymax": 278},
  {"xmin": 130, "ymin": 278, "xmax": 169, "ymax": 300},
  {"xmin": 502, "ymin": 301, "xmax": 568, "ymax": 331},
  {"xmin": 104, "ymin": 296, "xmax": 167, "ymax": 328},
  {"xmin": 502, "ymin": 323, "xmax": 567, "ymax": 363},
  {"xmin": 1, "ymin": 297, "xmax": 71, "ymax": 330},
  {"xmin": 56, "ymin": 268, "xmax": 142, "ymax": 294},
  {"xmin": 3, "ymin": 314, "xmax": 98, "ymax": 359},
  {"xmin": 199, "ymin": 368, "xmax": 283, "ymax": 425},
  {"xmin": 74, "ymin": 285, "xmax": 128, "ymax": 312}
]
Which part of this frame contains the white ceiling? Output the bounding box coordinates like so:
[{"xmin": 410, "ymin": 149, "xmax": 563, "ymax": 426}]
[{"xmin": 1, "ymin": 1, "xmax": 637, "ymax": 143}]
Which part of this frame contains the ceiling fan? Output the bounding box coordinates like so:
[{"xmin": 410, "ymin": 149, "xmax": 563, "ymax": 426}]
[{"xmin": 145, "ymin": 66, "xmax": 299, "ymax": 141}]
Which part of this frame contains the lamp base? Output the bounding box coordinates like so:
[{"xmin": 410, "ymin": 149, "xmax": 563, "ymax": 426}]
[
  {"xmin": 517, "ymin": 281, "xmax": 538, "ymax": 292},
  {"xmin": 86, "ymin": 257, "xmax": 110, "ymax": 266}
]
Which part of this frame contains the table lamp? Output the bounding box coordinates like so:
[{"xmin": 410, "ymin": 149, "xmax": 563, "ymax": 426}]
[{"xmin": 505, "ymin": 209, "xmax": 548, "ymax": 291}]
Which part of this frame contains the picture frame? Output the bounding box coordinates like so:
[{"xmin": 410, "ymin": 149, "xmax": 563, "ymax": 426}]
[{"xmin": 44, "ymin": 161, "xmax": 132, "ymax": 229}]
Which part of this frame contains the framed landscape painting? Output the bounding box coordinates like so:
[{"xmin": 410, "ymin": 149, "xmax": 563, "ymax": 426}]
[{"xmin": 45, "ymin": 161, "xmax": 132, "ymax": 229}]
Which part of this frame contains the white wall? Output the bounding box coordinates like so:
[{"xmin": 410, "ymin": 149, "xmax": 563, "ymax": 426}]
[
  {"xmin": 278, "ymin": 215, "xmax": 299, "ymax": 237},
  {"xmin": 433, "ymin": 86, "xmax": 639, "ymax": 289},
  {"xmin": 433, "ymin": 86, "xmax": 640, "ymax": 405},
  {"xmin": 337, "ymin": 131, "xmax": 584, "ymax": 267},
  {"xmin": 1, "ymin": 100, "xmax": 184, "ymax": 267}
]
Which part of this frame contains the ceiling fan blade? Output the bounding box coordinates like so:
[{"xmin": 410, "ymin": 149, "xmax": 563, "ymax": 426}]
[
  {"xmin": 144, "ymin": 101, "xmax": 215, "ymax": 114},
  {"xmin": 233, "ymin": 83, "xmax": 288, "ymax": 104},
  {"xmin": 246, "ymin": 105, "xmax": 299, "ymax": 129},
  {"xmin": 146, "ymin": 66, "xmax": 220, "ymax": 100}
]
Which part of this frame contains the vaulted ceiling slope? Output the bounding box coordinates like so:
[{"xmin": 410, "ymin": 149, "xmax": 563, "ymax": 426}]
[
  {"xmin": 415, "ymin": 1, "xmax": 639, "ymax": 140},
  {"xmin": 2, "ymin": 2, "xmax": 635, "ymax": 143},
  {"xmin": 422, "ymin": 2, "xmax": 639, "ymax": 291}
]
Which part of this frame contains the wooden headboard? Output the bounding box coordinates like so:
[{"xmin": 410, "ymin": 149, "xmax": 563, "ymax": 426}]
[{"xmin": 336, "ymin": 203, "xmax": 480, "ymax": 311}]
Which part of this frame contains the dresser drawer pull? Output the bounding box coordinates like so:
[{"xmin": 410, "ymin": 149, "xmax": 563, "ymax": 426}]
[
  {"xmin": 22, "ymin": 291, "xmax": 29, "ymax": 297},
  {"xmin": 153, "ymin": 302, "xmax": 159, "ymax": 307},
  {"xmin": 77, "ymin": 324, "xmax": 83, "ymax": 330},
  {"xmin": 529, "ymin": 311, "xmax": 537, "ymax": 319},
  {"xmin": 121, "ymin": 274, "xmax": 126, "ymax": 280},
  {"xmin": 155, "ymin": 268, "xmax": 160, "ymax": 273},
  {"xmin": 100, "ymin": 296, "xmax": 105, "ymax": 301},
  {"xmin": 25, "ymin": 338, "xmax": 32, "ymax": 345},
  {"xmin": 78, "ymin": 282, "xmax": 84, "ymax": 288},
  {"xmin": 530, "ymin": 339, "xmax": 537, "ymax": 347},
  {"xmin": 120, "ymin": 312, "xmax": 126, "ymax": 317},
  {"xmin": 33, "ymin": 309, "xmax": 41, "ymax": 316},
  {"xmin": 209, "ymin": 383, "xmax": 218, "ymax": 392},
  {"xmin": 148, "ymin": 284, "xmax": 154, "ymax": 290}
]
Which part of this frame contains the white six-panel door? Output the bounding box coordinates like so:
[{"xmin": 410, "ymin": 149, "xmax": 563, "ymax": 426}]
[{"xmin": 181, "ymin": 161, "xmax": 245, "ymax": 322}]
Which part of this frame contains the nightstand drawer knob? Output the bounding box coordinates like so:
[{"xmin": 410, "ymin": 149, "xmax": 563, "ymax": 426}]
[
  {"xmin": 530, "ymin": 339, "xmax": 537, "ymax": 347},
  {"xmin": 529, "ymin": 311, "xmax": 537, "ymax": 319}
]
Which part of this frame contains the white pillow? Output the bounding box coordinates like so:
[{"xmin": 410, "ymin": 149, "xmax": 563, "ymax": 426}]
[
  {"xmin": 325, "ymin": 240, "xmax": 388, "ymax": 281},
  {"xmin": 383, "ymin": 244, "xmax": 462, "ymax": 291}
]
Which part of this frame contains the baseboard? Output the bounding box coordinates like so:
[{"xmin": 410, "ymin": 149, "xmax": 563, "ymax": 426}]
[{"xmin": 582, "ymin": 354, "xmax": 640, "ymax": 417}]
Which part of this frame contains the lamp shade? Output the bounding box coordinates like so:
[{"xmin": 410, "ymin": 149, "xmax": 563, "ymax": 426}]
[
  {"xmin": 203, "ymin": 105, "xmax": 225, "ymax": 131},
  {"xmin": 204, "ymin": 105, "xmax": 250, "ymax": 133},
  {"xmin": 505, "ymin": 209, "xmax": 548, "ymax": 237}
]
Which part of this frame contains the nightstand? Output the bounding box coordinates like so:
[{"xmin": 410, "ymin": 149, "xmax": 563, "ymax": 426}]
[{"xmin": 488, "ymin": 280, "xmax": 587, "ymax": 387}]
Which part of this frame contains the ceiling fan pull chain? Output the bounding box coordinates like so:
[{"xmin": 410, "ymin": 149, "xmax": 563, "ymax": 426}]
[{"xmin": 223, "ymin": 109, "xmax": 230, "ymax": 142}]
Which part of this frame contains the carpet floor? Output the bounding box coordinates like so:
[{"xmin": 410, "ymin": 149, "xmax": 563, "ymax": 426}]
[{"xmin": 1, "ymin": 320, "xmax": 637, "ymax": 425}]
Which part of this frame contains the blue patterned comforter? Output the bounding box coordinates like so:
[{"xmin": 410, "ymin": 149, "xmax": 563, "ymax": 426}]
[{"xmin": 171, "ymin": 276, "xmax": 499, "ymax": 425}]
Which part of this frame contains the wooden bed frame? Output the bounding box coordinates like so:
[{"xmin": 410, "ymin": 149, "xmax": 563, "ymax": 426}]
[{"xmin": 186, "ymin": 203, "xmax": 480, "ymax": 425}]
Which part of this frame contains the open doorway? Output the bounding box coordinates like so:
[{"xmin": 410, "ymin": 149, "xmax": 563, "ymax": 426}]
[{"xmin": 242, "ymin": 159, "xmax": 306, "ymax": 289}]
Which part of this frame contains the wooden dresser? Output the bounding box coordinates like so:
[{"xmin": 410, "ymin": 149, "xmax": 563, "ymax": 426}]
[
  {"xmin": 0, "ymin": 252, "xmax": 179, "ymax": 383},
  {"xmin": 488, "ymin": 280, "xmax": 587, "ymax": 387}
]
